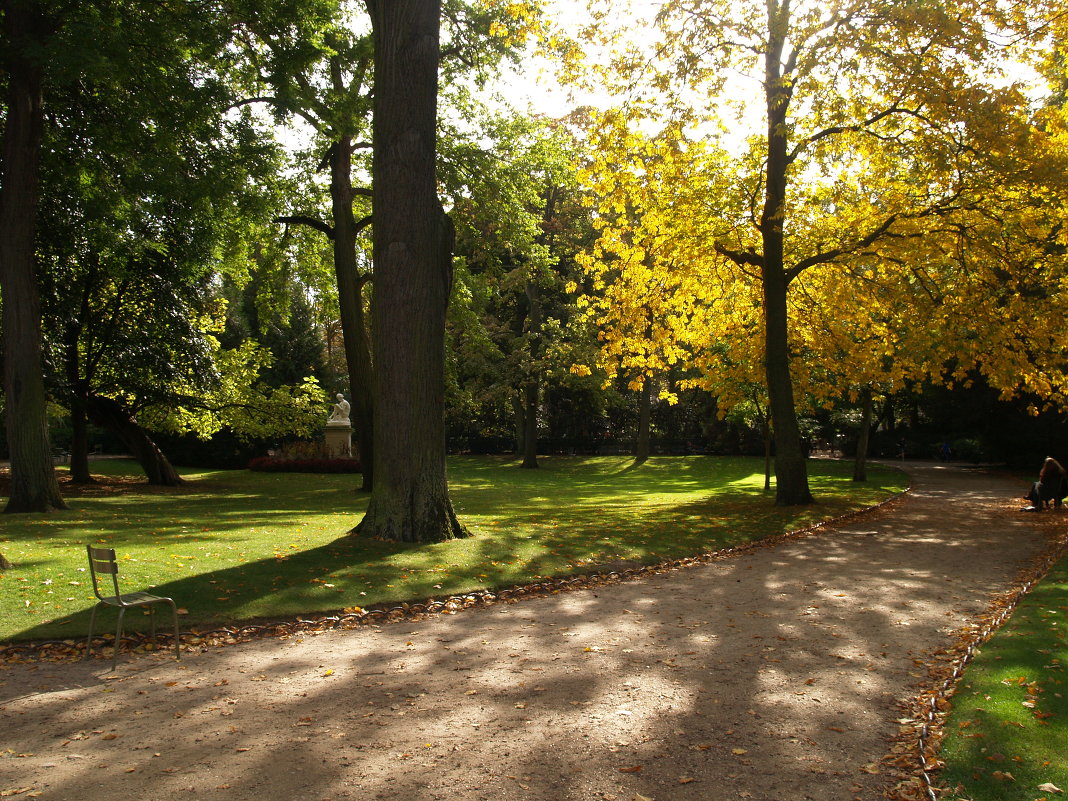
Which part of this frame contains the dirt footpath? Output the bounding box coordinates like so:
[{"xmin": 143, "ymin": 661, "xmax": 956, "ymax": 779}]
[{"xmin": 0, "ymin": 463, "xmax": 1053, "ymax": 801}]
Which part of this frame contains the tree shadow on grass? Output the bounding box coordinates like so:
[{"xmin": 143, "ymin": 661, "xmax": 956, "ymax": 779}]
[{"xmin": 4, "ymin": 457, "xmax": 906, "ymax": 644}]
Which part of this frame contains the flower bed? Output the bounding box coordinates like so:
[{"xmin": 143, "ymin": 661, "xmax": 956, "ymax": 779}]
[{"xmin": 247, "ymin": 456, "xmax": 362, "ymax": 473}]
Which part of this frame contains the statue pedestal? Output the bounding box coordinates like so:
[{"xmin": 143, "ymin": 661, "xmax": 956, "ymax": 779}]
[{"xmin": 324, "ymin": 423, "xmax": 353, "ymax": 458}]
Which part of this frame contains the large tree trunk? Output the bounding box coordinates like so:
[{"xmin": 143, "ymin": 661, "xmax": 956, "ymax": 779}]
[
  {"xmin": 519, "ymin": 380, "xmax": 539, "ymax": 469},
  {"xmin": 330, "ymin": 135, "xmax": 376, "ymax": 491},
  {"xmin": 354, "ymin": 0, "xmax": 466, "ymax": 542},
  {"xmin": 634, "ymin": 375, "xmax": 652, "ymax": 464},
  {"xmin": 853, "ymin": 387, "xmax": 874, "ymax": 482},
  {"xmin": 86, "ymin": 395, "xmax": 183, "ymax": 486},
  {"xmin": 0, "ymin": 0, "xmax": 65, "ymax": 514},
  {"xmin": 760, "ymin": 3, "xmax": 812, "ymax": 506}
]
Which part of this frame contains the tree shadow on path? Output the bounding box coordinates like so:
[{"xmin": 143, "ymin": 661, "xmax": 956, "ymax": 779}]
[{"xmin": 0, "ymin": 462, "xmax": 1051, "ymax": 801}]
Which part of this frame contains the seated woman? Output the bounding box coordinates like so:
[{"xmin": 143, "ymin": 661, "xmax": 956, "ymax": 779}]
[{"xmin": 1023, "ymin": 456, "xmax": 1067, "ymax": 511}]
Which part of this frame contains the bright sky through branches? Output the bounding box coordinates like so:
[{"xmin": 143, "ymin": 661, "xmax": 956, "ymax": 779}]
[{"xmin": 489, "ymin": 0, "xmax": 1049, "ymax": 124}]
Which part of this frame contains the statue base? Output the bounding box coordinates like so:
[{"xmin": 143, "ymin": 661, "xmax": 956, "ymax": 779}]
[{"xmin": 324, "ymin": 424, "xmax": 353, "ymax": 458}]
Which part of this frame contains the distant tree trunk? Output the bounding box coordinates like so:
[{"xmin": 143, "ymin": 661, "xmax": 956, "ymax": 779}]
[
  {"xmin": 330, "ymin": 135, "xmax": 376, "ymax": 492},
  {"xmin": 762, "ymin": 414, "xmax": 773, "ymax": 493},
  {"xmin": 634, "ymin": 375, "xmax": 652, "ymax": 464},
  {"xmin": 86, "ymin": 395, "xmax": 183, "ymax": 486},
  {"xmin": 878, "ymin": 395, "xmax": 896, "ymax": 433},
  {"xmin": 761, "ymin": 13, "xmax": 812, "ymax": 506},
  {"xmin": 68, "ymin": 397, "xmax": 95, "ymax": 484},
  {"xmin": 64, "ymin": 313, "xmax": 95, "ymax": 483},
  {"xmin": 511, "ymin": 392, "xmax": 525, "ymax": 455},
  {"xmin": 354, "ymin": 0, "xmax": 466, "ymax": 542},
  {"xmin": 853, "ymin": 388, "xmax": 874, "ymax": 482},
  {"xmin": 0, "ymin": 0, "xmax": 65, "ymax": 513},
  {"xmin": 520, "ymin": 380, "xmax": 539, "ymax": 468},
  {"xmin": 510, "ymin": 390, "xmax": 523, "ymax": 454}
]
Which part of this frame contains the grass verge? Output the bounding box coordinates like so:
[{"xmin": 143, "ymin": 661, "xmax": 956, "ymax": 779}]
[
  {"xmin": 1, "ymin": 455, "xmax": 906, "ymax": 643},
  {"xmin": 937, "ymin": 547, "xmax": 1068, "ymax": 800}
]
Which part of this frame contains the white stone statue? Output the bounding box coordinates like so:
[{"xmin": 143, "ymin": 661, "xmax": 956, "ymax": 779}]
[{"xmin": 328, "ymin": 393, "xmax": 351, "ymax": 425}]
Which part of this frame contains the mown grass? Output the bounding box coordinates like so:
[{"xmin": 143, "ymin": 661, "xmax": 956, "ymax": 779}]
[
  {"xmin": 938, "ymin": 550, "xmax": 1068, "ymax": 801},
  {"xmin": 0, "ymin": 455, "xmax": 906, "ymax": 643}
]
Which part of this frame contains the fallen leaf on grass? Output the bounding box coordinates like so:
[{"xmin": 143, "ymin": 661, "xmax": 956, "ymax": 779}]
[
  {"xmin": 991, "ymin": 771, "xmax": 1015, "ymax": 782},
  {"xmin": 1039, "ymin": 783, "xmax": 1063, "ymax": 794}
]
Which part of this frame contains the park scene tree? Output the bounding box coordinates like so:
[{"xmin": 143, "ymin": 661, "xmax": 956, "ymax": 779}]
[{"xmin": 3, "ymin": 2, "xmax": 1068, "ymax": 796}]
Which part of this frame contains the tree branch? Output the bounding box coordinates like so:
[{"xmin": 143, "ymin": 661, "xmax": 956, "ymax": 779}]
[
  {"xmin": 714, "ymin": 241, "xmax": 764, "ymax": 269},
  {"xmin": 275, "ymin": 215, "xmax": 335, "ymax": 239},
  {"xmin": 788, "ymin": 104, "xmax": 932, "ymax": 163}
]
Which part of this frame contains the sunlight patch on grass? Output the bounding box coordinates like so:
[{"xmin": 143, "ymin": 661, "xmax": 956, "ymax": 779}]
[
  {"xmin": 0, "ymin": 455, "xmax": 906, "ymax": 642},
  {"xmin": 938, "ymin": 556, "xmax": 1068, "ymax": 801}
]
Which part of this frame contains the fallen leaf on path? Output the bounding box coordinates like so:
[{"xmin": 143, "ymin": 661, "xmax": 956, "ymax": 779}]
[
  {"xmin": 732, "ymin": 748, "xmax": 748, "ymax": 755},
  {"xmin": 618, "ymin": 765, "xmax": 643, "ymax": 773}
]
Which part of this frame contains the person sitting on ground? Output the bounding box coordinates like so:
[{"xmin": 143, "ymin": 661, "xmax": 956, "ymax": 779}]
[{"xmin": 1022, "ymin": 456, "xmax": 1067, "ymax": 511}]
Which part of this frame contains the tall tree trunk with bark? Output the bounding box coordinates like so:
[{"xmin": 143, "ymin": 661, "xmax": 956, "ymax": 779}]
[
  {"xmin": 520, "ymin": 380, "xmax": 538, "ymax": 468},
  {"xmin": 0, "ymin": 0, "xmax": 65, "ymax": 513},
  {"xmin": 354, "ymin": 0, "xmax": 466, "ymax": 542},
  {"xmin": 330, "ymin": 135, "xmax": 376, "ymax": 491},
  {"xmin": 86, "ymin": 395, "xmax": 183, "ymax": 486},
  {"xmin": 760, "ymin": 4, "xmax": 812, "ymax": 506}
]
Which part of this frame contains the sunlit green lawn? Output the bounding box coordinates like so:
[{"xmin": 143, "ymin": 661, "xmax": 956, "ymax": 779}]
[
  {"xmin": 938, "ymin": 550, "xmax": 1068, "ymax": 801},
  {"xmin": 0, "ymin": 455, "xmax": 906, "ymax": 643}
]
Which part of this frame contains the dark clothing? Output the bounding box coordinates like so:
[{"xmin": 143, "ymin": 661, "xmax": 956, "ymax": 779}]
[{"xmin": 1026, "ymin": 473, "xmax": 1068, "ymax": 509}]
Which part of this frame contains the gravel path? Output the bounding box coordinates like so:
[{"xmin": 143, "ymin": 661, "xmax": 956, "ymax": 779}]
[{"xmin": 0, "ymin": 462, "xmax": 1053, "ymax": 801}]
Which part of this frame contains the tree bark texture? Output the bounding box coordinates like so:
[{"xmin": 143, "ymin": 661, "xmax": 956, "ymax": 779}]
[
  {"xmin": 355, "ymin": 0, "xmax": 466, "ymax": 542},
  {"xmin": 520, "ymin": 380, "xmax": 538, "ymax": 468},
  {"xmin": 0, "ymin": 0, "xmax": 66, "ymax": 513},
  {"xmin": 761, "ymin": 2, "xmax": 812, "ymax": 506},
  {"xmin": 853, "ymin": 387, "xmax": 873, "ymax": 482},
  {"xmin": 68, "ymin": 398, "xmax": 95, "ymax": 484},
  {"xmin": 86, "ymin": 395, "xmax": 183, "ymax": 486},
  {"xmin": 330, "ymin": 135, "xmax": 376, "ymax": 491}
]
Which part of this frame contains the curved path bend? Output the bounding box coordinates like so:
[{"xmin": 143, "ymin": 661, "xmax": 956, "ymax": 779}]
[{"xmin": 0, "ymin": 462, "xmax": 1054, "ymax": 801}]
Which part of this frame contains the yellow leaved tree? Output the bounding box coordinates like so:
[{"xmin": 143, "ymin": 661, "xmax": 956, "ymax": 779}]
[{"xmin": 574, "ymin": 0, "xmax": 1066, "ymax": 504}]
